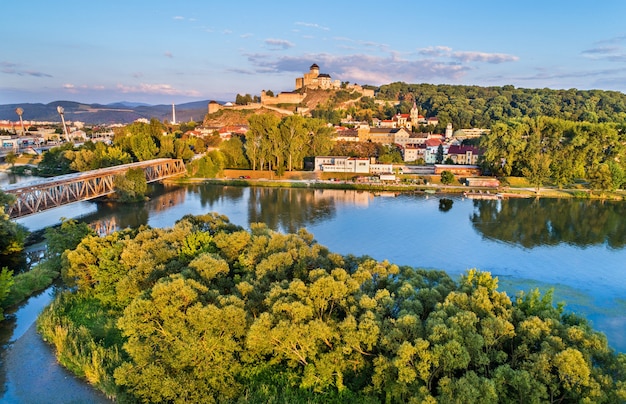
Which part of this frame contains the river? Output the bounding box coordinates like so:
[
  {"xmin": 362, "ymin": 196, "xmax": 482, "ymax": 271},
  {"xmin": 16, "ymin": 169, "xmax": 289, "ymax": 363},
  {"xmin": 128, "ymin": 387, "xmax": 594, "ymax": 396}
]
[{"xmin": 2, "ymin": 181, "xmax": 626, "ymax": 400}]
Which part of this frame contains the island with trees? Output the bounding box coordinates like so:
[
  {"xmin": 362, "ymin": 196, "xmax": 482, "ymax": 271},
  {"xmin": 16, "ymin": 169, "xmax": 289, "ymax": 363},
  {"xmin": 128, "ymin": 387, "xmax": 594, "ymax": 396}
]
[{"xmin": 31, "ymin": 214, "xmax": 626, "ymax": 402}]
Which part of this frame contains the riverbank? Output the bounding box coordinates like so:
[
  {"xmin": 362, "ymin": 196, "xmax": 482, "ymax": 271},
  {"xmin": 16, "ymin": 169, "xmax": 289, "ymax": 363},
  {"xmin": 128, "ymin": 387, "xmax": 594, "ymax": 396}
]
[
  {"xmin": 169, "ymin": 171, "xmax": 626, "ymax": 201},
  {"xmin": 0, "ymin": 287, "xmax": 111, "ymax": 403},
  {"xmin": 2, "ymin": 319, "xmax": 111, "ymax": 403}
]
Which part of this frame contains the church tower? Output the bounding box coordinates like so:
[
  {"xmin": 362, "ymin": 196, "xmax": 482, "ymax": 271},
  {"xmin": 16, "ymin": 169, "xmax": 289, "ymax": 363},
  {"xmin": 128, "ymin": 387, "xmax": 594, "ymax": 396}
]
[
  {"xmin": 410, "ymin": 101, "xmax": 419, "ymax": 126},
  {"xmin": 445, "ymin": 122, "xmax": 453, "ymax": 139}
]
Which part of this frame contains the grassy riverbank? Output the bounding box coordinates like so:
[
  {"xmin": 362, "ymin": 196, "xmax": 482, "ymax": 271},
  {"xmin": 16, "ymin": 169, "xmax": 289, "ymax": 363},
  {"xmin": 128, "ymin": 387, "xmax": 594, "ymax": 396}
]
[{"xmin": 169, "ymin": 170, "xmax": 626, "ymax": 201}]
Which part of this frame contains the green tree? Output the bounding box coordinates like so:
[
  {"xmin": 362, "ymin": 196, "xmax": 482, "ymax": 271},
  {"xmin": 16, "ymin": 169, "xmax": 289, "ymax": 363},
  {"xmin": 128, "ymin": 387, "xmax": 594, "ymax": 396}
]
[
  {"xmin": 435, "ymin": 144, "xmax": 444, "ymax": 164},
  {"xmin": 305, "ymin": 118, "xmax": 334, "ymax": 157},
  {"xmin": 220, "ymin": 136, "xmax": 250, "ymax": 168},
  {"xmin": 0, "ymin": 191, "xmax": 27, "ymax": 263},
  {"xmin": 246, "ymin": 114, "xmax": 280, "ymax": 170},
  {"xmin": 37, "ymin": 143, "xmax": 76, "ymax": 175},
  {"xmin": 4, "ymin": 151, "xmax": 18, "ymax": 167},
  {"xmin": 279, "ymin": 115, "xmax": 308, "ymax": 171},
  {"xmin": 113, "ymin": 168, "xmax": 147, "ymax": 202},
  {"xmin": 114, "ymin": 275, "xmax": 248, "ymax": 402},
  {"xmin": 45, "ymin": 218, "xmax": 95, "ymax": 272},
  {"xmin": 588, "ymin": 163, "xmax": 614, "ymax": 190},
  {"xmin": 440, "ymin": 170, "xmax": 455, "ymax": 185},
  {"xmin": 0, "ymin": 267, "xmax": 14, "ymax": 320},
  {"xmin": 187, "ymin": 150, "xmax": 225, "ymax": 178}
]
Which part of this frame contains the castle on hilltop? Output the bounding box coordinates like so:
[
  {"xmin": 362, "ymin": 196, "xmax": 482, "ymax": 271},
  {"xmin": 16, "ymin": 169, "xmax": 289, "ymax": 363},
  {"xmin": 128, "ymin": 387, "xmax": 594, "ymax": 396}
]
[
  {"xmin": 208, "ymin": 63, "xmax": 374, "ymax": 111},
  {"xmin": 295, "ymin": 63, "xmax": 341, "ymax": 90}
]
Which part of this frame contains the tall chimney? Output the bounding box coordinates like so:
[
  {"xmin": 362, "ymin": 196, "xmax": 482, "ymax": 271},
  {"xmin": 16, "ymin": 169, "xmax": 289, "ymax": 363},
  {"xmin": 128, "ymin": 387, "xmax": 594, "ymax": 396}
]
[{"xmin": 172, "ymin": 103, "xmax": 176, "ymax": 124}]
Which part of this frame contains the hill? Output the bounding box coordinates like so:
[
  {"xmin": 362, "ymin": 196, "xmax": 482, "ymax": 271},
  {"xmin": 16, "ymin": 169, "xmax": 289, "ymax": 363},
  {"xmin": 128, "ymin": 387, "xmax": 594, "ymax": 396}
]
[
  {"xmin": 5, "ymin": 82, "xmax": 626, "ymax": 127},
  {"xmin": 0, "ymin": 100, "xmax": 214, "ymax": 124}
]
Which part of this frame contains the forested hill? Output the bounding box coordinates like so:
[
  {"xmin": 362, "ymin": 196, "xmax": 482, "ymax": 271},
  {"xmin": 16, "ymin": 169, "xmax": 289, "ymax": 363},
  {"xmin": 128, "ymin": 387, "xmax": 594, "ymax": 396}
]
[{"xmin": 375, "ymin": 82, "xmax": 626, "ymax": 128}]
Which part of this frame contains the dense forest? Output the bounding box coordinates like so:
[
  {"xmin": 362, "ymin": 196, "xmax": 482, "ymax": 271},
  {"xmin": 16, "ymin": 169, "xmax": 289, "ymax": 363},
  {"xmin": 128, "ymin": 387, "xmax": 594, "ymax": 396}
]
[
  {"xmin": 36, "ymin": 214, "xmax": 626, "ymax": 403},
  {"xmin": 374, "ymin": 83, "xmax": 626, "ymax": 130},
  {"xmin": 479, "ymin": 116, "xmax": 626, "ymax": 190}
]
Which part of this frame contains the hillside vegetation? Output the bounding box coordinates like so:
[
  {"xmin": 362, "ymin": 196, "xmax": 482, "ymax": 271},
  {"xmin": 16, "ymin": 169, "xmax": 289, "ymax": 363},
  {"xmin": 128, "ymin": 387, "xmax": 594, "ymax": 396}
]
[
  {"xmin": 375, "ymin": 82, "xmax": 626, "ymax": 129},
  {"xmin": 207, "ymin": 83, "xmax": 626, "ymax": 131}
]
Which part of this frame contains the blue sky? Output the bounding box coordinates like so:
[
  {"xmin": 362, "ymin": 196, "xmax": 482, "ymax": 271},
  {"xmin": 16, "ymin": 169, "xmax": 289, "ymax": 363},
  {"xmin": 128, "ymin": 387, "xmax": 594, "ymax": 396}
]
[{"xmin": 3, "ymin": 1, "xmax": 626, "ymax": 105}]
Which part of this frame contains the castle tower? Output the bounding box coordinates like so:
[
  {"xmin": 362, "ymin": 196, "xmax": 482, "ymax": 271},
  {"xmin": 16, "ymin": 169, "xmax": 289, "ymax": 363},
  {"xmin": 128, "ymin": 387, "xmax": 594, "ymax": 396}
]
[
  {"xmin": 208, "ymin": 100, "xmax": 221, "ymax": 115},
  {"xmin": 310, "ymin": 63, "xmax": 319, "ymax": 77}
]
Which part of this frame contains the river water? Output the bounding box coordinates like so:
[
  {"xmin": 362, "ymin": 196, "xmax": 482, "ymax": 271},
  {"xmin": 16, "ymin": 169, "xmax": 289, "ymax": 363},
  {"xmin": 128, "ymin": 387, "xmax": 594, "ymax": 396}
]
[{"xmin": 2, "ymin": 181, "xmax": 626, "ymax": 400}]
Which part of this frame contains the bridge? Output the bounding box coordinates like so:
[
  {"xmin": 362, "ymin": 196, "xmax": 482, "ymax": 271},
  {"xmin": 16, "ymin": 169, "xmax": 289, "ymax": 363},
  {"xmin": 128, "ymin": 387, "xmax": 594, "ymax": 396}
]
[{"xmin": 2, "ymin": 158, "xmax": 186, "ymax": 219}]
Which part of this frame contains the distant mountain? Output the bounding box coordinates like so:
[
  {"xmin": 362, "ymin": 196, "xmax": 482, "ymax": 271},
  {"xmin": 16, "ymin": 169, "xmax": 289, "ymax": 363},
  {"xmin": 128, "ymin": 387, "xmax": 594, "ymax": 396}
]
[
  {"xmin": 106, "ymin": 101, "xmax": 152, "ymax": 108},
  {"xmin": 0, "ymin": 100, "xmax": 217, "ymax": 125}
]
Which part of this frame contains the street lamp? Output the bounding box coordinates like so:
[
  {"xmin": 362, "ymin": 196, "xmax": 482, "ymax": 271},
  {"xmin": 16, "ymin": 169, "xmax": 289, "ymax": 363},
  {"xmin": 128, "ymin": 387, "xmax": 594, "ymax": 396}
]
[
  {"xmin": 15, "ymin": 107, "xmax": 25, "ymax": 136},
  {"xmin": 57, "ymin": 105, "xmax": 70, "ymax": 142}
]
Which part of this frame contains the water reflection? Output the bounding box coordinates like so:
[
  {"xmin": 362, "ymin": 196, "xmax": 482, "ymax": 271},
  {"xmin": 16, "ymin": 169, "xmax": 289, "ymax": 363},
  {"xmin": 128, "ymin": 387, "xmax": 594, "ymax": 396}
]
[
  {"xmin": 470, "ymin": 198, "xmax": 626, "ymax": 248},
  {"xmin": 247, "ymin": 188, "xmax": 337, "ymax": 233},
  {"xmin": 438, "ymin": 198, "xmax": 454, "ymax": 212}
]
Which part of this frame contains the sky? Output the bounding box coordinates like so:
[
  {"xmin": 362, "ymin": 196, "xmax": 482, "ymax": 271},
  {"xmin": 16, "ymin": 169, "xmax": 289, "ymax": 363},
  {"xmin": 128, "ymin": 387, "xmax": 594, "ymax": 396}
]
[{"xmin": 3, "ymin": 1, "xmax": 626, "ymax": 106}]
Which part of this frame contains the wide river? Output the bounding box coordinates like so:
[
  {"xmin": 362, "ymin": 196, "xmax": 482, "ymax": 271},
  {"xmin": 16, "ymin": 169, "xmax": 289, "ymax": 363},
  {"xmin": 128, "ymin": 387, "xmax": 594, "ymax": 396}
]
[{"xmin": 2, "ymin": 180, "xmax": 626, "ymax": 400}]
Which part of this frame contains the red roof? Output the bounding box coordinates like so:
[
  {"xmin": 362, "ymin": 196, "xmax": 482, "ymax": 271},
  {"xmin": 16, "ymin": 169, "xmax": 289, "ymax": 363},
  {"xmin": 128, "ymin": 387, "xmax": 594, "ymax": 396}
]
[
  {"xmin": 425, "ymin": 138, "xmax": 442, "ymax": 147},
  {"xmin": 448, "ymin": 145, "xmax": 483, "ymax": 155}
]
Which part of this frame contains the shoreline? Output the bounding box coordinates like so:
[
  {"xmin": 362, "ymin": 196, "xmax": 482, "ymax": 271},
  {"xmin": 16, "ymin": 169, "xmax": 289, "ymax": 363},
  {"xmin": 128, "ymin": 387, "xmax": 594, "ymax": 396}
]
[{"xmin": 168, "ymin": 176, "xmax": 626, "ymax": 201}]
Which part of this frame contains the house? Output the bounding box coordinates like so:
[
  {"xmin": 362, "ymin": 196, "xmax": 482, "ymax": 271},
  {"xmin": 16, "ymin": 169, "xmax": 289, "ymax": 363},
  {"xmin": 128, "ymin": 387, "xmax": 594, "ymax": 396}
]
[
  {"xmin": 402, "ymin": 144, "xmax": 426, "ymax": 162},
  {"xmin": 334, "ymin": 128, "xmax": 360, "ymax": 142},
  {"xmin": 447, "ymin": 145, "xmax": 483, "ymax": 165},
  {"xmin": 424, "ymin": 138, "xmax": 444, "ymax": 164},
  {"xmin": 364, "ymin": 127, "xmax": 411, "ymax": 145}
]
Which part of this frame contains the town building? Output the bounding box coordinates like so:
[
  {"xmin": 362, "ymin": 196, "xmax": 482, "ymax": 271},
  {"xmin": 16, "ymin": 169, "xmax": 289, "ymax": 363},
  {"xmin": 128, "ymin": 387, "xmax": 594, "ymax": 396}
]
[{"xmin": 446, "ymin": 145, "xmax": 483, "ymax": 165}]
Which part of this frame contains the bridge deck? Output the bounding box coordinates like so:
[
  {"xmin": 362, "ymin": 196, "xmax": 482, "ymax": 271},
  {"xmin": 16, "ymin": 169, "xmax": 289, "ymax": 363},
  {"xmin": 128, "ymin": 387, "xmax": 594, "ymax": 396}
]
[{"xmin": 2, "ymin": 158, "xmax": 186, "ymax": 218}]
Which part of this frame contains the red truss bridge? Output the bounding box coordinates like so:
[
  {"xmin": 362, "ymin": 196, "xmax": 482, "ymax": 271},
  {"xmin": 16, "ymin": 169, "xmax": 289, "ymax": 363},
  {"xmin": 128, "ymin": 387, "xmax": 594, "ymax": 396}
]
[{"xmin": 2, "ymin": 158, "xmax": 186, "ymax": 219}]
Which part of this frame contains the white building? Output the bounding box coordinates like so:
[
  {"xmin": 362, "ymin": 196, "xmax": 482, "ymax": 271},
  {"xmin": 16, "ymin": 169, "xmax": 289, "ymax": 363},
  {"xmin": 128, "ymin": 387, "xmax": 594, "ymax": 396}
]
[{"xmin": 314, "ymin": 156, "xmax": 370, "ymax": 173}]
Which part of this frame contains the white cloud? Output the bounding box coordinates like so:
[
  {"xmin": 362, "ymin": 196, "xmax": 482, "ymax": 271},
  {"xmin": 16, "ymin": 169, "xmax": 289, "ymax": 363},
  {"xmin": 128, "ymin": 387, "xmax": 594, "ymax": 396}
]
[
  {"xmin": 418, "ymin": 46, "xmax": 452, "ymax": 57},
  {"xmin": 265, "ymin": 38, "xmax": 295, "ymax": 50},
  {"xmin": 1, "ymin": 61, "xmax": 53, "ymax": 78},
  {"xmin": 173, "ymin": 16, "xmax": 184, "ymax": 20},
  {"xmin": 116, "ymin": 83, "xmax": 201, "ymax": 97},
  {"xmin": 295, "ymin": 22, "xmax": 329, "ymax": 31},
  {"xmin": 247, "ymin": 52, "xmax": 471, "ymax": 85},
  {"xmin": 451, "ymin": 51, "xmax": 519, "ymax": 64}
]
